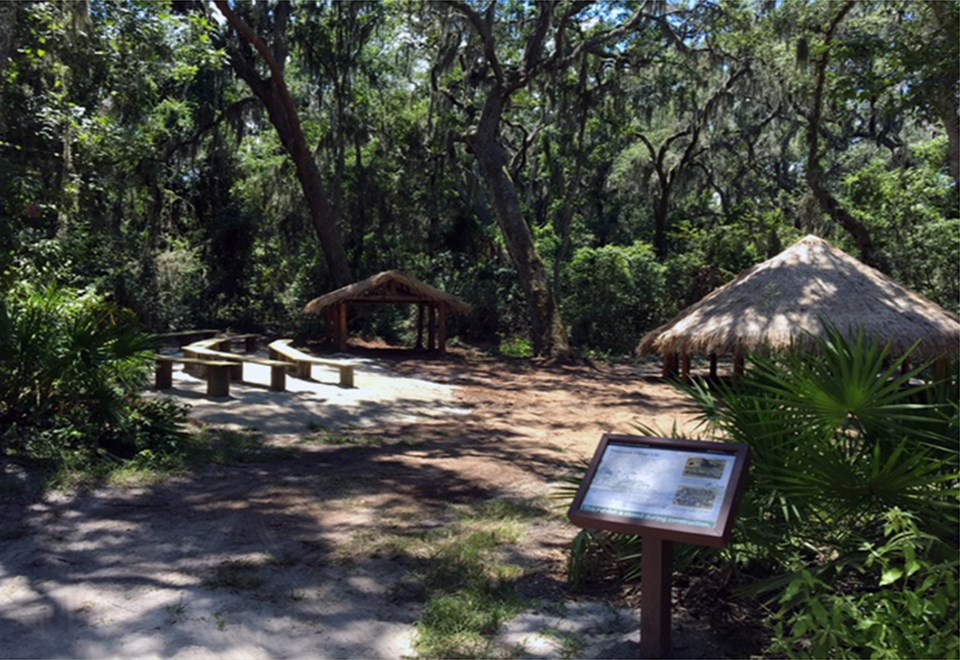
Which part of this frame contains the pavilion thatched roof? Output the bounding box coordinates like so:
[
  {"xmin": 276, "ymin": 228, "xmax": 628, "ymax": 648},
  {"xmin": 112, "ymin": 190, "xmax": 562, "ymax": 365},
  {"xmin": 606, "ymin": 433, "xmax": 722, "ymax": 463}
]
[
  {"xmin": 304, "ymin": 270, "xmax": 471, "ymax": 315},
  {"xmin": 637, "ymin": 235, "xmax": 960, "ymax": 360}
]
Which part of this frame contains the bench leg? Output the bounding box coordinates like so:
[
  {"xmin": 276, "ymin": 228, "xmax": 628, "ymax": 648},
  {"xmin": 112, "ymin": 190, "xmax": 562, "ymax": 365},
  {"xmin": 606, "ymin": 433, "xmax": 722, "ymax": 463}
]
[
  {"xmin": 339, "ymin": 366, "xmax": 354, "ymax": 388},
  {"xmin": 155, "ymin": 361, "xmax": 173, "ymax": 389},
  {"xmin": 207, "ymin": 365, "xmax": 231, "ymax": 398},
  {"xmin": 245, "ymin": 337, "xmax": 259, "ymax": 353},
  {"xmin": 270, "ymin": 365, "xmax": 286, "ymax": 392},
  {"xmin": 183, "ymin": 350, "xmax": 202, "ymax": 378},
  {"xmin": 296, "ymin": 362, "xmax": 311, "ymax": 380},
  {"xmin": 229, "ymin": 363, "xmax": 243, "ymax": 380}
]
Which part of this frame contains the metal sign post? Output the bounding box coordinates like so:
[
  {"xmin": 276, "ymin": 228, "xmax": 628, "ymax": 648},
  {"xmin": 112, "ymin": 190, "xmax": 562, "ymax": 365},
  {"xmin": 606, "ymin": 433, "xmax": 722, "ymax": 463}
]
[{"xmin": 568, "ymin": 434, "xmax": 751, "ymax": 658}]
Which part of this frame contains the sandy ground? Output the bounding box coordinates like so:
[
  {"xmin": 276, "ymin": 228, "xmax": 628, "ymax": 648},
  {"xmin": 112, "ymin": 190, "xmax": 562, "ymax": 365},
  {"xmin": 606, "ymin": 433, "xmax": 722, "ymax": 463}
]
[{"xmin": 0, "ymin": 346, "xmax": 724, "ymax": 659}]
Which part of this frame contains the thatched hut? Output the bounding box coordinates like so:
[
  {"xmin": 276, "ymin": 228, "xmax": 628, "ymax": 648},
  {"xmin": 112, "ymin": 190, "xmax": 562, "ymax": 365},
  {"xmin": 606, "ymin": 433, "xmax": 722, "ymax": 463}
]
[
  {"xmin": 638, "ymin": 235, "xmax": 960, "ymax": 377},
  {"xmin": 304, "ymin": 270, "xmax": 470, "ymax": 352}
]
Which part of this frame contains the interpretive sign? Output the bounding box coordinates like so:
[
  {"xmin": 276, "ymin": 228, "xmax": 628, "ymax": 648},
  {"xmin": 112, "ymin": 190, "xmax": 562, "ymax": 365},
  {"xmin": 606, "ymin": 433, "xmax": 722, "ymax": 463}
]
[
  {"xmin": 568, "ymin": 434, "xmax": 751, "ymax": 548},
  {"xmin": 568, "ymin": 435, "xmax": 751, "ymax": 658}
]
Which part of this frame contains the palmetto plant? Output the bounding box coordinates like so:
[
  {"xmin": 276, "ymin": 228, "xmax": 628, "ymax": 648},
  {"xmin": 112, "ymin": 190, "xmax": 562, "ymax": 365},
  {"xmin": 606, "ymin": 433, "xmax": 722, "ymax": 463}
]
[
  {"xmin": 564, "ymin": 327, "xmax": 958, "ymax": 656},
  {"xmin": 684, "ymin": 326, "xmax": 958, "ymax": 550},
  {"xmin": 0, "ymin": 283, "xmax": 156, "ymax": 458}
]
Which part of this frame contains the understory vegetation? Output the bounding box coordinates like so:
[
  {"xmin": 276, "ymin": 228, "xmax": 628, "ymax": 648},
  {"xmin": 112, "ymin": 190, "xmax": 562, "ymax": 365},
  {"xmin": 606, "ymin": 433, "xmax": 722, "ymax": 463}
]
[
  {"xmin": 1, "ymin": 1, "xmax": 957, "ymax": 656},
  {"xmin": 568, "ymin": 330, "xmax": 959, "ymax": 658},
  {"xmin": 1, "ymin": 1, "xmax": 956, "ymax": 357},
  {"xmin": 0, "ymin": 279, "xmax": 275, "ymax": 486}
]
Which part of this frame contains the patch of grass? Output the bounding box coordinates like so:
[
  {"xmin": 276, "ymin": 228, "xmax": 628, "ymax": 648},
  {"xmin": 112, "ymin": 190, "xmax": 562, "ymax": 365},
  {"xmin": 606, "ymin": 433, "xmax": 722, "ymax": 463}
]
[
  {"xmin": 540, "ymin": 628, "xmax": 585, "ymax": 659},
  {"xmin": 303, "ymin": 427, "xmax": 388, "ymax": 447},
  {"xmin": 333, "ymin": 497, "xmax": 540, "ymax": 656},
  {"xmin": 180, "ymin": 427, "xmax": 282, "ymax": 465},
  {"xmin": 203, "ymin": 557, "xmax": 276, "ymax": 592},
  {"xmin": 165, "ymin": 599, "xmax": 188, "ymax": 624},
  {"xmin": 33, "ymin": 426, "xmax": 287, "ymax": 493},
  {"xmin": 412, "ymin": 499, "xmax": 537, "ymax": 658},
  {"xmin": 468, "ymin": 498, "xmax": 553, "ymax": 522},
  {"xmin": 498, "ymin": 337, "xmax": 533, "ymax": 359}
]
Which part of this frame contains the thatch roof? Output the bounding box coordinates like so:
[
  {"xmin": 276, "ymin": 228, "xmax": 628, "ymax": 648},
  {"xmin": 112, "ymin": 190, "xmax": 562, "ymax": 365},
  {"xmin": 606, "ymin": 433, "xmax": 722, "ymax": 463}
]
[
  {"xmin": 638, "ymin": 235, "xmax": 960, "ymax": 360},
  {"xmin": 304, "ymin": 270, "xmax": 471, "ymax": 315}
]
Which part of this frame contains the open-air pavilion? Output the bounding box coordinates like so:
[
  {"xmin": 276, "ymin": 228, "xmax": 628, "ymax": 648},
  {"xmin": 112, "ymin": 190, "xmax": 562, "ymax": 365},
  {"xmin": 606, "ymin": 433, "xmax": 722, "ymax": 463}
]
[
  {"xmin": 304, "ymin": 270, "xmax": 471, "ymax": 353},
  {"xmin": 638, "ymin": 234, "xmax": 960, "ymax": 378}
]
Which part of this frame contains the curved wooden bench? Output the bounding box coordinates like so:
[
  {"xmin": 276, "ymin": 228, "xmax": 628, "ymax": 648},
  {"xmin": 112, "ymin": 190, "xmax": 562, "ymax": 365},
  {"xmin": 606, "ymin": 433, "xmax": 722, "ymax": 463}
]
[
  {"xmin": 154, "ymin": 355, "xmax": 235, "ymax": 397},
  {"xmin": 154, "ymin": 329, "xmax": 221, "ymax": 348},
  {"xmin": 203, "ymin": 333, "xmax": 263, "ymax": 353},
  {"xmin": 183, "ymin": 339, "xmax": 288, "ymax": 392},
  {"xmin": 267, "ymin": 339, "xmax": 356, "ymax": 388}
]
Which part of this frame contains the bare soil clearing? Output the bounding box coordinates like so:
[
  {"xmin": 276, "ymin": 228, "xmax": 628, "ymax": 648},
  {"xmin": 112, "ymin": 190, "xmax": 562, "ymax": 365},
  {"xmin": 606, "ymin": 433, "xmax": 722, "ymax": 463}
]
[{"xmin": 0, "ymin": 347, "xmax": 720, "ymax": 658}]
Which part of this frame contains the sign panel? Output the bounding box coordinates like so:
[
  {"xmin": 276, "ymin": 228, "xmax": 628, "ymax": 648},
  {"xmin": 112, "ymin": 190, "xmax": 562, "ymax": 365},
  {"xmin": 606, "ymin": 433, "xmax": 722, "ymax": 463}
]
[{"xmin": 568, "ymin": 435, "xmax": 751, "ymax": 547}]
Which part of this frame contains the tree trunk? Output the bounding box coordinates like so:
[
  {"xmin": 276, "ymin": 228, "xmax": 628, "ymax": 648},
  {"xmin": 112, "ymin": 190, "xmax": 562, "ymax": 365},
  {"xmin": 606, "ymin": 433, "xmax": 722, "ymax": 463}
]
[
  {"xmin": 653, "ymin": 193, "xmax": 670, "ymax": 260},
  {"xmin": 214, "ymin": 1, "xmax": 353, "ymax": 287},
  {"xmin": 929, "ymin": 0, "xmax": 960, "ymax": 192},
  {"xmin": 806, "ymin": 0, "xmax": 877, "ymax": 266},
  {"xmin": 467, "ymin": 90, "xmax": 571, "ymax": 359},
  {"xmin": 0, "ymin": 4, "xmax": 15, "ymax": 132},
  {"xmin": 939, "ymin": 87, "xmax": 960, "ymax": 192}
]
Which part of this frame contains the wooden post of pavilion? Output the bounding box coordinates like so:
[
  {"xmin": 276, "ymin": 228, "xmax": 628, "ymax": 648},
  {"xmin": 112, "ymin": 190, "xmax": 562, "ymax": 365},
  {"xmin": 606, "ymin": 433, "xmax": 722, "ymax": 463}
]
[
  {"xmin": 709, "ymin": 353, "xmax": 718, "ymax": 379},
  {"xmin": 681, "ymin": 354, "xmax": 691, "ymax": 379},
  {"xmin": 337, "ymin": 302, "xmax": 348, "ymax": 351},
  {"xmin": 416, "ymin": 303, "xmax": 425, "ymax": 349},
  {"xmin": 438, "ymin": 304, "xmax": 448, "ymax": 353},
  {"xmin": 325, "ymin": 308, "xmax": 335, "ymax": 345},
  {"xmin": 427, "ymin": 304, "xmax": 437, "ymax": 351}
]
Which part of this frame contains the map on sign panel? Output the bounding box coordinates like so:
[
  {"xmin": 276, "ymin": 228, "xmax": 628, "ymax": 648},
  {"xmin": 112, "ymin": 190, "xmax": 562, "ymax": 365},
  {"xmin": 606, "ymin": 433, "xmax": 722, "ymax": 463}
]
[{"xmin": 579, "ymin": 443, "xmax": 736, "ymax": 529}]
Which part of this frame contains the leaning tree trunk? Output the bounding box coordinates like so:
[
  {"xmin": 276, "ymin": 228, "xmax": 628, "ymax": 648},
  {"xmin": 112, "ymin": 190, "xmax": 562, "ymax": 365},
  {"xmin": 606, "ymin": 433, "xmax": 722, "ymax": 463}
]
[
  {"xmin": 256, "ymin": 82, "xmax": 353, "ymax": 287},
  {"xmin": 467, "ymin": 90, "xmax": 571, "ymax": 359},
  {"xmin": 214, "ymin": 0, "xmax": 353, "ymax": 288}
]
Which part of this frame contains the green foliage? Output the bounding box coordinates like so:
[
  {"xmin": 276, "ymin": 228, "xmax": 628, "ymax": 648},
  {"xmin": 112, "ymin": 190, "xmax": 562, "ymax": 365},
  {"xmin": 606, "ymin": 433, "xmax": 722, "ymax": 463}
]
[
  {"xmin": 498, "ymin": 336, "xmax": 533, "ymax": 359},
  {"xmin": 0, "ymin": 280, "xmax": 188, "ymax": 474},
  {"xmin": 410, "ymin": 502, "xmax": 533, "ymax": 658},
  {"xmin": 843, "ymin": 144, "xmax": 959, "ymax": 313},
  {"xmin": 771, "ymin": 509, "xmax": 959, "ymax": 659},
  {"xmin": 688, "ymin": 327, "xmax": 958, "ymax": 548},
  {"xmin": 683, "ymin": 328, "xmax": 959, "ymax": 655},
  {"xmin": 566, "ymin": 329, "xmax": 958, "ymax": 655},
  {"xmin": 562, "ymin": 242, "xmax": 666, "ymax": 353}
]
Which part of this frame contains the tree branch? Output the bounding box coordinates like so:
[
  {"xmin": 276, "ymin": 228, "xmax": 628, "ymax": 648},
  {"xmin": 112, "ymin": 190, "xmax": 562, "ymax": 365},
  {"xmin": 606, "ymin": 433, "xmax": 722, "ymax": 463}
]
[{"xmin": 446, "ymin": 0, "xmax": 504, "ymax": 84}]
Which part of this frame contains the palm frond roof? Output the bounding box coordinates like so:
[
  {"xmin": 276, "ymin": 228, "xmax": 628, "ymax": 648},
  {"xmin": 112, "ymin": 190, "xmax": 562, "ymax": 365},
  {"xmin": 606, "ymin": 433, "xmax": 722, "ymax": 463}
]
[
  {"xmin": 638, "ymin": 235, "xmax": 959, "ymax": 359},
  {"xmin": 304, "ymin": 270, "xmax": 471, "ymax": 315}
]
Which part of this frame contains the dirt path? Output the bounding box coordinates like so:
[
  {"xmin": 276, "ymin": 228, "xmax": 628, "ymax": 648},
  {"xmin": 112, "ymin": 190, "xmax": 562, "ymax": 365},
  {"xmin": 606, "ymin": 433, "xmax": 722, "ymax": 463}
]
[{"xmin": 0, "ymin": 349, "xmax": 709, "ymax": 658}]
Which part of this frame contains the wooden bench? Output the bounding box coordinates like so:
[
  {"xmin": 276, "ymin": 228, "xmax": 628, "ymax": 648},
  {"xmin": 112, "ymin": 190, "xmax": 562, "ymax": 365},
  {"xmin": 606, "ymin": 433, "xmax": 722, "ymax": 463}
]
[
  {"xmin": 154, "ymin": 355, "xmax": 236, "ymax": 397},
  {"xmin": 183, "ymin": 339, "xmax": 288, "ymax": 392},
  {"xmin": 267, "ymin": 339, "xmax": 356, "ymax": 388},
  {"xmin": 206, "ymin": 333, "xmax": 263, "ymax": 353},
  {"xmin": 154, "ymin": 329, "xmax": 221, "ymax": 348}
]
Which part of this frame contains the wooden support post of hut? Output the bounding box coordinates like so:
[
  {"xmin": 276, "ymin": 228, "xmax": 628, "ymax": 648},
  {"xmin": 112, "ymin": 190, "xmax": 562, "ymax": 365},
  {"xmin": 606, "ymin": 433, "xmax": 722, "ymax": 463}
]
[
  {"xmin": 733, "ymin": 348, "xmax": 745, "ymax": 378},
  {"xmin": 303, "ymin": 271, "xmax": 471, "ymax": 354},
  {"xmin": 661, "ymin": 352, "xmax": 680, "ymax": 378}
]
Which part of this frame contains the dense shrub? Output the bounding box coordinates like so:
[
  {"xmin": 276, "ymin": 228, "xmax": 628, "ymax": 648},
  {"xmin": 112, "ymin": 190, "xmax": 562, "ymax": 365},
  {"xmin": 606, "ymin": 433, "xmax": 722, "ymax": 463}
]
[
  {"xmin": 0, "ymin": 282, "xmax": 186, "ymax": 469},
  {"xmin": 562, "ymin": 241, "xmax": 667, "ymax": 353}
]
